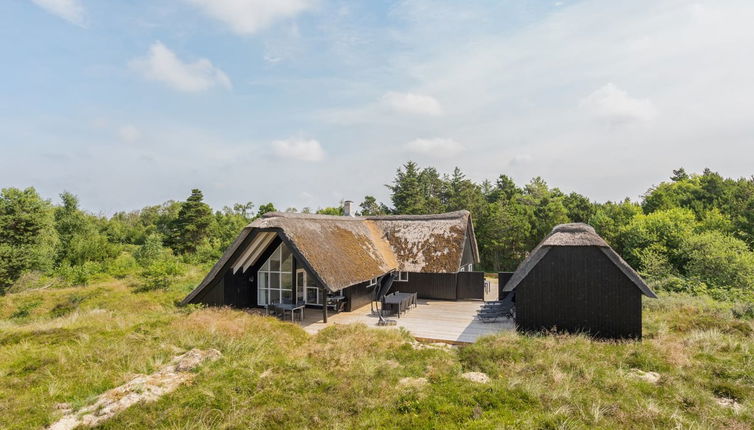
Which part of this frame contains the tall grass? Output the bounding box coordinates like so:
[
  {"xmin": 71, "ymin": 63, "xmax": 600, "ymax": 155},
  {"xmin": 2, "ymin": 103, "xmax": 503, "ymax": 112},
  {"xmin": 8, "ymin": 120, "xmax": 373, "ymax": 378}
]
[{"xmin": 0, "ymin": 275, "xmax": 752, "ymax": 429}]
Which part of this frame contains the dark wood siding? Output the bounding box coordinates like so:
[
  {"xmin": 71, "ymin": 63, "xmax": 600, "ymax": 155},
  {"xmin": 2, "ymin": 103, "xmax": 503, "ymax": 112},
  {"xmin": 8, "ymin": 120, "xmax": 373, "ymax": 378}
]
[
  {"xmin": 223, "ymin": 269, "xmax": 252, "ymax": 308},
  {"xmin": 498, "ymin": 272, "xmax": 514, "ymax": 300},
  {"xmin": 190, "ymin": 230, "xmax": 260, "ymax": 306},
  {"xmin": 396, "ymin": 272, "xmax": 457, "ymax": 300},
  {"xmin": 344, "ymin": 281, "xmax": 372, "ymax": 312},
  {"xmin": 457, "ymin": 271, "xmax": 485, "ymax": 299},
  {"xmin": 515, "ymin": 246, "xmax": 643, "ymax": 339},
  {"xmin": 193, "ymin": 278, "xmax": 224, "ymax": 306},
  {"xmin": 192, "ymin": 235, "xmax": 283, "ymax": 308}
]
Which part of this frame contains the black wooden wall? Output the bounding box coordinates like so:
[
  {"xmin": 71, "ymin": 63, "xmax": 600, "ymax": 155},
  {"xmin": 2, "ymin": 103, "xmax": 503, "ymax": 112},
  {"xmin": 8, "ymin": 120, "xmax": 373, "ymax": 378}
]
[
  {"xmin": 394, "ymin": 272, "xmax": 458, "ymax": 300},
  {"xmin": 498, "ymin": 272, "xmax": 514, "ymax": 300},
  {"xmin": 457, "ymin": 271, "xmax": 485, "ymax": 299},
  {"xmin": 344, "ymin": 281, "xmax": 372, "ymax": 312},
  {"xmin": 515, "ymin": 246, "xmax": 643, "ymax": 339},
  {"xmin": 192, "ymin": 235, "xmax": 282, "ymax": 309}
]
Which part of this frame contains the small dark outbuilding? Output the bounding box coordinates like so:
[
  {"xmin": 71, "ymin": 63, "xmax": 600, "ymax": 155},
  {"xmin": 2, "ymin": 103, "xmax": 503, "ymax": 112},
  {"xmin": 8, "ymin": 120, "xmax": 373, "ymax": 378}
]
[{"xmin": 502, "ymin": 223, "xmax": 657, "ymax": 339}]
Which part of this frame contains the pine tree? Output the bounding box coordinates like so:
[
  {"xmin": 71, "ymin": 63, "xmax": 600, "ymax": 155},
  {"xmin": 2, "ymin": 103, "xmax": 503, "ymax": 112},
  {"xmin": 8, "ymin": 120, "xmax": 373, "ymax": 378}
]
[
  {"xmin": 388, "ymin": 161, "xmax": 427, "ymax": 214},
  {"xmin": 168, "ymin": 189, "xmax": 213, "ymax": 254},
  {"xmin": 359, "ymin": 196, "xmax": 388, "ymax": 216}
]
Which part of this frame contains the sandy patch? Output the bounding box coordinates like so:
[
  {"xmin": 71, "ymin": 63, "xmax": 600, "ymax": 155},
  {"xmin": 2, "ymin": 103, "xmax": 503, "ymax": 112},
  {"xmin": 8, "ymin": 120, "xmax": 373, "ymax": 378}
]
[
  {"xmin": 627, "ymin": 369, "xmax": 660, "ymax": 384},
  {"xmin": 48, "ymin": 348, "xmax": 221, "ymax": 430},
  {"xmin": 461, "ymin": 372, "xmax": 490, "ymax": 384}
]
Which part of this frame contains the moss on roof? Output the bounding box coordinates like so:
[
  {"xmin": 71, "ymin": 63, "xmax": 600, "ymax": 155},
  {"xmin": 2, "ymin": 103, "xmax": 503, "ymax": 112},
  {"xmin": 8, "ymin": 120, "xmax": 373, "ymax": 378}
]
[{"xmin": 256, "ymin": 211, "xmax": 476, "ymax": 292}]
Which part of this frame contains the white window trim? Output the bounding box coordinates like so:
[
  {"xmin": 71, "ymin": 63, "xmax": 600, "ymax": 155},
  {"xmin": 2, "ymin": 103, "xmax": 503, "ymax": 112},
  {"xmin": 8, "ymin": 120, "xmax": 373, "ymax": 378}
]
[
  {"xmin": 257, "ymin": 243, "xmax": 293, "ymax": 306},
  {"xmin": 396, "ymin": 271, "xmax": 409, "ymax": 282},
  {"xmin": 366, "ymin": 277, "xmax": 378, "ymax": 288}
]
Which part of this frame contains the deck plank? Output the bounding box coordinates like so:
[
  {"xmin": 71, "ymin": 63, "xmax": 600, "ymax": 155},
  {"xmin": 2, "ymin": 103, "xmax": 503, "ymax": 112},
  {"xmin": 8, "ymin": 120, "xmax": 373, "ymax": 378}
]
[{"xmin": 299, "ymin": 298, "xmax": 514, "ymax": 343}]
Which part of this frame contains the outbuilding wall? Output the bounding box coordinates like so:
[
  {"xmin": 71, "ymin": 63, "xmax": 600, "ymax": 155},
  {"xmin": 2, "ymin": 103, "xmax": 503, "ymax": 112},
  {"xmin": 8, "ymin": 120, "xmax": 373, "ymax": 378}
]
[
  {"xmin": 393, "ymin": 272, "xmax": 458, "ymax": 300},
  {"xmin": 515, "ymin": 246, "xmax": 643, "ymax": 339},
  {"xmin": 344, "ymin": 281, "xmax": 373, "ymax": 312}
]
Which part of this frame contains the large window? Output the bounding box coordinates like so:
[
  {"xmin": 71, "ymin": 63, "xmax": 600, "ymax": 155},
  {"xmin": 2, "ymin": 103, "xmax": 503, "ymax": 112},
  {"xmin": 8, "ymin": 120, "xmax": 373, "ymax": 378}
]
[{"xmin": 258, "ymin": 243, "xmax": 293, "ymax": 305}]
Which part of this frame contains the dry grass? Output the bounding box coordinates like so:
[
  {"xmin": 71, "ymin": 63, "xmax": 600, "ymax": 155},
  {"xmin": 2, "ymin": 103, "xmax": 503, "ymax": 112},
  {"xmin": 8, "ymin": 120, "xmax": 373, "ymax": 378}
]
[{"xmin": 0, "ymin": 275, "xmax": 752, "ymax": 429}]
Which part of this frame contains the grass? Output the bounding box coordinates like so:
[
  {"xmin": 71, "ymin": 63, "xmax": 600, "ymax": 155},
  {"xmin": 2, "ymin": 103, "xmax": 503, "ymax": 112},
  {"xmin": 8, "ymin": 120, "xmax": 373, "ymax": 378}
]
[{"xmin": 0, "ymin": 271, "xmax": 752, "ymax": 429}]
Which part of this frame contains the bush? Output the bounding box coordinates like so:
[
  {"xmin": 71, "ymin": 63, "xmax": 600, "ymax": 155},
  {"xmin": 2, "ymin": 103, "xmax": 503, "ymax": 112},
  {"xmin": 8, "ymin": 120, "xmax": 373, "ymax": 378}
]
[
  {"xmin": 106, "ymin": 252, "xmax": 139, "ymax": 279},
  {"xmin": 619, "ymin": 208, "xmax": 697, "ymax": 271},
  {"xmin": 62, "ymin": 231, "xmax": 120, "ymax": 267},
  {"xmin": 134, "ymin": 234, "xmax": 164, "ymax": 266},
  {"xmin": 10, "ymin": 298, "xmax": 43, "ymax": 319},
  {"xmin": 683, "ymin": 231, "xmax": 754, "ymax": 292},
  {"xmin": 56, "ymin": 261, "xmax": 105, "ymax": 286},
  {"xmin": 137, "ymin": 257, "xmax": 183, "ymax": 292},
  {"xmin": 649, "ymin": 275, "xmax": 709, "ymax": 296},
  {"xmin": 181, "ymin": 239, "xmax": 222, "ymax": 265}
]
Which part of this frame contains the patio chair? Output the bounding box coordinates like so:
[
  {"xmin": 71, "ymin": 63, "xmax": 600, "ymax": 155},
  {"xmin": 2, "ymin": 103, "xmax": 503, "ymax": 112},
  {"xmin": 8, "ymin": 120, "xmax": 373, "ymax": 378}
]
[{"xmin": 477, "ymin": 292, "xmax": 515, "ymax": 323}]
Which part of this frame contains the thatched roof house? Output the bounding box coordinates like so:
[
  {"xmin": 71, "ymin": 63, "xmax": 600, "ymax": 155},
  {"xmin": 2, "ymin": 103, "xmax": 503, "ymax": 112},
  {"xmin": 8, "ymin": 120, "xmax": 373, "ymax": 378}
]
[
  {"xmin": 502, "ymin": 223, "xmax": 656, "ymax": 339},
  {"xmin": 182, "ymin": 210, "xmax": 480, "ymax": 311}
]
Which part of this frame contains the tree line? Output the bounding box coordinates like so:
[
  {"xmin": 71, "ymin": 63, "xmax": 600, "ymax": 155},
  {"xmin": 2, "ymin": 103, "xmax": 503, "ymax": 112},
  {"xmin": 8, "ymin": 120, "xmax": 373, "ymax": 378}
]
[
  {"xmin": 2, "ymin": 164, "xmax": 753, "ymax": 301},
  {"xmin": 373, "ymin": 163, "xmax": 754, "ymax": 301}
]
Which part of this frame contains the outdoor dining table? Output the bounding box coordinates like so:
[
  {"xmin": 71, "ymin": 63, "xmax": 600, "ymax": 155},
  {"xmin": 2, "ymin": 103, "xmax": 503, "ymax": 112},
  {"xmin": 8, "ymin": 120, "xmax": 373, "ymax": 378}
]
[
  {"xmin": 326, "ymin": 295, "xmax": 347, "ymax": 313},
  {"xmin": 269, "ymin": 302, "xmax": 306, "ymax": 322},
  {"xmin": 381, "ymin": 292, "xmax": 417, "ymax": 318}
]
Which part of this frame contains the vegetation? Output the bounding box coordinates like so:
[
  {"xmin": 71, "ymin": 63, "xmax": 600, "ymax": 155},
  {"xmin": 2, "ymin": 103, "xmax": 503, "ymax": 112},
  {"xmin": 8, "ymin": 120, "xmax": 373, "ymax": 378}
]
[
  {"xmin": 0, "ymin": 277, "xmax": 752, "ymax": 429},
  {"xmin": 1, "ymin": 166, "xmax": 753, "ymax": 428},
  {"xmin": 2, "ymin": 165, "xmax": 753, "ymax": 305},
  {"xmin": 379, "ymin": 163, "xmax": 754, "ymax": 302}
]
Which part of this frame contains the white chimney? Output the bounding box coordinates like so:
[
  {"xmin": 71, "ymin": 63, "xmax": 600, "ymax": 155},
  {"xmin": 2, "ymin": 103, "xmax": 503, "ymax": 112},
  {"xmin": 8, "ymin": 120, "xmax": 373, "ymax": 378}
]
[{"xmin": 343, "ymin": 200, "xmax": 355, "ymax": 217}]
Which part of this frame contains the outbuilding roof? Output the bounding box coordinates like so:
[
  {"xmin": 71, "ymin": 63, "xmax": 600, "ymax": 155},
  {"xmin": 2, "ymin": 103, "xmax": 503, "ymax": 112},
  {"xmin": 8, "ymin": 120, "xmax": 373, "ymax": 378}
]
[
  {"xmin": 502, "ymin": 223, "xmax": 657, "ymax": 298},
  {"xmin": 182, "ymin": 210, "xmax": 478, "ymax": 304}
]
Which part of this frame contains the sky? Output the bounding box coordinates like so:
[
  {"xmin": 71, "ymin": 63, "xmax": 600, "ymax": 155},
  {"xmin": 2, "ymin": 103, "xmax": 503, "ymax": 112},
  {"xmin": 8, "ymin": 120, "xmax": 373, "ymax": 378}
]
[{"xmin": 1, "ymin": 0, "xmax": 753, "ymax": 214}]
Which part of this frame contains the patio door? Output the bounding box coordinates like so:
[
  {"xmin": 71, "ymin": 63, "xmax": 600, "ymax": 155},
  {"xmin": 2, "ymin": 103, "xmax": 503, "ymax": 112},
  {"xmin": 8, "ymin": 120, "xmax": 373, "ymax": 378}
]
[
  {"xmin": 296, "ymin": 269, "xmax": 307, "ymax": 304},
  {"xmin": 297, "ymin": 269, "xmax": 321, "ymax": 305}
]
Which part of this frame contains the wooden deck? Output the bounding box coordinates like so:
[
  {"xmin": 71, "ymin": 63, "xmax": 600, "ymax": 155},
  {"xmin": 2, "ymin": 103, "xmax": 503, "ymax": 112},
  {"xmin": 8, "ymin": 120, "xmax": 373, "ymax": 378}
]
[{"xmin": 299, "ymin": 297, "xmax": 513, "ymax": 344}]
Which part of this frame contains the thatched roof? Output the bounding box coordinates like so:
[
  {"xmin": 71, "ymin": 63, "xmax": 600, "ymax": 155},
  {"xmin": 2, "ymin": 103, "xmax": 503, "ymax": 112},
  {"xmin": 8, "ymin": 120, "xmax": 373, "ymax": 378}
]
[
  {"xmin": 182, "ymin": 211, "xmax": 478, "ymax": 303},
  {"xmin": 502, "ymin": 223, "xmax": 656, "ymax": 298}
]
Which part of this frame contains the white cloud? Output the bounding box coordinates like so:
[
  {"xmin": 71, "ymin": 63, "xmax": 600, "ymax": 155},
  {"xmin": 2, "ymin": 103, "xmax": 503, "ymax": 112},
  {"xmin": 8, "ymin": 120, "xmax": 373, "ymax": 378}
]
[
  {"xmin": 186, "ymin": 0, "xmax": 313, "ymax": 35},
  {"xmin": 118, "ymin": 125, "xmax": 141, "ymax": 143},
  {"xmin": 381, "ymin": 92, "xmax": 443, "ymax": 116},
  {"xmin": 129, "ymin": 42, "xmax": 232, "ymax": 92},
  {"xmin": 581, "ymin": 83, "xmax": 658, "ymax": 123},
  {"xmin": 31, "ymin": 0, "xmax": 85, "ymax": 26},
  {"xmin": 406, "ymin": 138, "xmax": 465, "ymax": 157},
  {"xmin": 271, "ymin": 138, "xmax": 325, "ymax": 162}
]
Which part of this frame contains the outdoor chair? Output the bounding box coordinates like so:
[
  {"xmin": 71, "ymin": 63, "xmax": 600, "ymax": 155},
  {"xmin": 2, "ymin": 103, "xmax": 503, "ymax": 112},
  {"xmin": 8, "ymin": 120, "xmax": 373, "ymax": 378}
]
[{"xmin": 477, "ymin": 292, "xmax": 515, "ymax": 323}]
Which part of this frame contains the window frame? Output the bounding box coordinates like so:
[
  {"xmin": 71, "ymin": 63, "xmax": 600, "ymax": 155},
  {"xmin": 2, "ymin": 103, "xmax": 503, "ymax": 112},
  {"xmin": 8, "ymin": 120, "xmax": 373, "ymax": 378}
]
[{"xmin": 257, "ymin": 243, "xmax": 294, "ymax": 306}]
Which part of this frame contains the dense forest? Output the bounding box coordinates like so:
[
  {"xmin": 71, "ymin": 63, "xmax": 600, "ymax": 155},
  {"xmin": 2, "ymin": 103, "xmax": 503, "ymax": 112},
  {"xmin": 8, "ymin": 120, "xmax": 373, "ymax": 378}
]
[{"xmin": 2, "ymin": 163, "xmax": 753, "ymax": 302}]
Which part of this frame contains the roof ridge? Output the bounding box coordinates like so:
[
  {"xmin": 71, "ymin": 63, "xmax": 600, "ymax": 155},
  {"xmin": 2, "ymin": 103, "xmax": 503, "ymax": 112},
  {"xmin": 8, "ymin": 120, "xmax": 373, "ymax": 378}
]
[{"xmin": 255, "ymin": 210, "xmax": 470, "ymax": 223}]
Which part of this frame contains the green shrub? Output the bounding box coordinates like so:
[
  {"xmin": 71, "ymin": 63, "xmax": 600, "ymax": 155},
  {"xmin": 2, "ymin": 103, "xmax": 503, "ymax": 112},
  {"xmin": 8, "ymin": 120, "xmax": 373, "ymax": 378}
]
[
  {"xmin": 137, "ymin": 257, "xmax": 183, "ymax": 292},
  {"xmin": 10, "ymin": 298, "xmax": 42, "ymax": 319},
  {"xmin": 50, "ymin": 293, "xmax": 86, "ymax": 318},
  {"xmin": 619, "ymin": 208, "xmax": 697, "ymax": 271},
  {"xmin": 181, "ymin": 239, "xmax": 222, "ymax": 265},
  {"xmin": 648, "ymin": 275, "xmax": 709, "ymax": 295},
  {"xmin": 134, "ymin": 234, "xmax": 164, "ymax": 266},
  {"xmin": 683, "ymin": 231, "xmax": 754, "ymax": 292},
  {"xmin": 106, "ymin": 252, "xmax": 139, "ymax": 279},
  {"xmin": 56, "ymin": 261, "xmax": 105, "ymax": 286}
]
